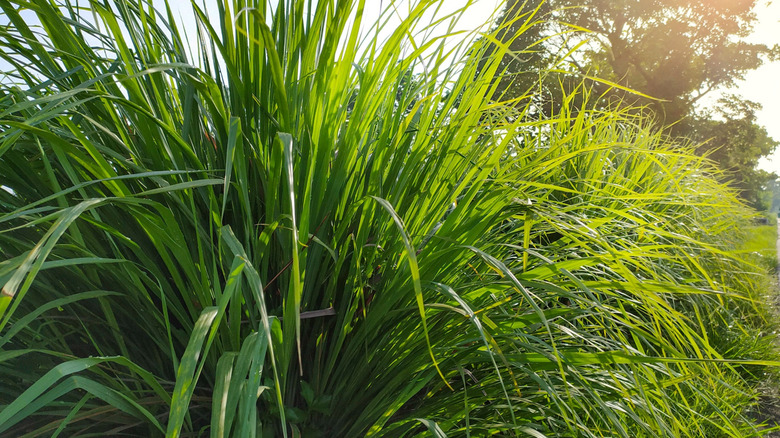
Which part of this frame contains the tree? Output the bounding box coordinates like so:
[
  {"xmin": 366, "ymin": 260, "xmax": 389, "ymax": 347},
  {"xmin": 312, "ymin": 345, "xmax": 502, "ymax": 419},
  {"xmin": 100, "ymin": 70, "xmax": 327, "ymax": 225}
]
[
  {"xmin": 496, "ymin": 0, "xmax": 773, "ymax": 122},
  {"xmin": 766, "ymin": 176, "xmax": 780, "ymax": 212},
  {"xmin": 493, "ymin": 0, "xmax": 778, "ymax": 208},
  {"xmin": 691, "ymin": 95, "xmax": 778, "ymax": 209}
]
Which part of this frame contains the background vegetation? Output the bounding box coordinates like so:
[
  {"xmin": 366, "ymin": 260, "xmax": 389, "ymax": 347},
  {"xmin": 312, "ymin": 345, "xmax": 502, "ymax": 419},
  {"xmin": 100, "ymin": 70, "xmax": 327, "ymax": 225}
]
[
  {"xmin": 491, "ymin": 0, "xmax": 779, "ymax": 210},
  {"xmin": 0, "ymin": 0, "xmax": 778, "ymax": 436}
]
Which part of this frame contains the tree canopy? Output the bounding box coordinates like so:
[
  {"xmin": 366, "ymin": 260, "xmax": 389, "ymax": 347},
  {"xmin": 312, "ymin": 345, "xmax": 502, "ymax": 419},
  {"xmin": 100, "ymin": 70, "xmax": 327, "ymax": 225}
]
[{"xmin": 493, "ymin": 0, "xmax": 778, "ymax": 208}]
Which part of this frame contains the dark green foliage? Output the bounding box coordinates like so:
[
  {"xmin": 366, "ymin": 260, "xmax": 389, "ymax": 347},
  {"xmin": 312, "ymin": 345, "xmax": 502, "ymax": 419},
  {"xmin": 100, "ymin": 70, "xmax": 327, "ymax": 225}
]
[{"xmin": 691, "ymin": 96, "xmax": 778, "ymax": 210}]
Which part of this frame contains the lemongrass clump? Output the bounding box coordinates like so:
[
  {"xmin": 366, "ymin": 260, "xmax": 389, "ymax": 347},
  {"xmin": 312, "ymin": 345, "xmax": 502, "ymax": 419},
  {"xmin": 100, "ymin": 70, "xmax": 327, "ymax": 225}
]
[{"xmin": 0, "ymin": 1, "xmax": 775, "ymax": 436}]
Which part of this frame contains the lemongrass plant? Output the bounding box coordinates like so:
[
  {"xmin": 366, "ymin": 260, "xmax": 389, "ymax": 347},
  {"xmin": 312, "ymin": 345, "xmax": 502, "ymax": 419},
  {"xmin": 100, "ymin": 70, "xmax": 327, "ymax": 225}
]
[{"xmin": 0, "ymin": 0, "xmax": 776, "ymax": 436}]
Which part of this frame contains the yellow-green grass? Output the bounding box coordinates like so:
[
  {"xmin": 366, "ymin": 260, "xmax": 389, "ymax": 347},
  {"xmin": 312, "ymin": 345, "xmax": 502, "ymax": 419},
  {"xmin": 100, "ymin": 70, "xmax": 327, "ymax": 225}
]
[{"xmin": 741, "ymin": 223, "xmax": 778, "ymax": 271}]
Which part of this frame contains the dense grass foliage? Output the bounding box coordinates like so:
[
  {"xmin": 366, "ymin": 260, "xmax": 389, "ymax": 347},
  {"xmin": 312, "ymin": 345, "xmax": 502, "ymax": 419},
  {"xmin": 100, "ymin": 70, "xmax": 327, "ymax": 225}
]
[{"xmin": 0, "ymin": 0, "xmax": 777, "ymax": 436}]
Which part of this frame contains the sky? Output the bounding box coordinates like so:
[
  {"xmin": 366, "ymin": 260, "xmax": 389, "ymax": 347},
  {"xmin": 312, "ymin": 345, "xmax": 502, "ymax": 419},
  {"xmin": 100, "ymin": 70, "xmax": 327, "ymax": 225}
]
[{"xmin": 735, "ymin": 1, "xmax": 780, "ymax": 174}]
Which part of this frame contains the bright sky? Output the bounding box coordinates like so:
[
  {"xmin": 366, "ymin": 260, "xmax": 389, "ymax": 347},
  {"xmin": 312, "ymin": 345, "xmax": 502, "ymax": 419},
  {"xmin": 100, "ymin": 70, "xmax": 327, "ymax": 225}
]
[{"xmin": 739, "ymin": 0, "xmax": 780, "ymax": 174}]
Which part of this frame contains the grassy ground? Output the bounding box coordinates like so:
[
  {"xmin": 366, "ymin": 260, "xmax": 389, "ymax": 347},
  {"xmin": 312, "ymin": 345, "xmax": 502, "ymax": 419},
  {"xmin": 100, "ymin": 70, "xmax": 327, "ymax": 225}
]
[
  {"xmin": 741, "ymin": 220, "xmax": 779, "ymax": 271},
  {"xmin": 743, "ymin": 218, "xmax": 780, "ymax": 435}
]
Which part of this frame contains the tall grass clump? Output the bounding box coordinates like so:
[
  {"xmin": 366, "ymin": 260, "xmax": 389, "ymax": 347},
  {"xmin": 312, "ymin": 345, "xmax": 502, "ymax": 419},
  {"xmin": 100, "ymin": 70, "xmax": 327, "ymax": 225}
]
[{"xmin": 0, "ymin": 0, "xmax": 776, "ymax": 436}]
